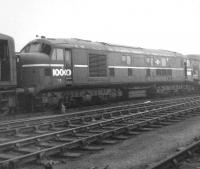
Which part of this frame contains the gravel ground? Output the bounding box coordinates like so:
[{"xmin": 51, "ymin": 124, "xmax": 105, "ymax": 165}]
[
  {"xmin": 45, "ymin": 115, "xmax": 200, "ymax": 169},
  {"xmin": 179, "ymin": 156, "xmax": 200, "ymax": 169},
  {"xmin": 179, "ymin": 155, "xmax": 200, "ymax": 169}
]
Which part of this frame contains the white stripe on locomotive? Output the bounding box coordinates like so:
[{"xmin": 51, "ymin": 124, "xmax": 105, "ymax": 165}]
[{"xmin": 22, "ymin": 64, "xmax": 192, "ymax": 71}]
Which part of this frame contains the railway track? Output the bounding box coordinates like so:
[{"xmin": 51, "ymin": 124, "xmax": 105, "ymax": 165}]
[
  {"xmin": 0, "ymin": 96, "xmax": 198, "ymax": 143},
  {"xmin": 0, "ymin": 95, "xmax": 199, "ymax": 132},
  {"xmin": 0, "ymin": 96, "xmax": 200, "ymax": 168},
  {"xmin": 0, "ymin": 98, "xmax": 194, "ymax": 144}
]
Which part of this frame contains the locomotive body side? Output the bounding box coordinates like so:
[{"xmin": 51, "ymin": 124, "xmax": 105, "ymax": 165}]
[
  {"xmin": 72, "ymin": 46, "xmax": 188, "ymax": 98},
  {"xmin": 73, "ymin": 48, "xmax": 185, "ymax": 83}
]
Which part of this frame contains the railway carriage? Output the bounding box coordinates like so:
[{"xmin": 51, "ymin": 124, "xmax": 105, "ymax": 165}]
[
  {"xmin": 18, "ymin": 38, "xmax": 196, "ymax": 108},
  {"xmin": 0, "ymin": 33, "xmax": 16, "ymax": 113}
]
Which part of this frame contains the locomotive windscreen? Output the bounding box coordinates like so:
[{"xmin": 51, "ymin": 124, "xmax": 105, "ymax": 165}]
[
  {"xmin": 21, "ymin": 42, "xmax": 51, "ymax": 55},
  {"xmin": 0, "ymin": 40, "xmax": 10, "ymax": 81}
]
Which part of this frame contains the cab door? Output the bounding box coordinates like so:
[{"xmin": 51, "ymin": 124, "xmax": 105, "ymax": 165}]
[
  {"xmin": 51, "ymin": 48, "xmax": 72, "ymax": 84},
  {"xmin": 64, "ymin": 49, "xmax": 72, "ymax": 81}
]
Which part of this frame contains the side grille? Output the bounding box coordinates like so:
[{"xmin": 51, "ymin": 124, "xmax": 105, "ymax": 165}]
[{"xmin": 89, "ymin": 54, "xmax": 107, "ymax": 77}]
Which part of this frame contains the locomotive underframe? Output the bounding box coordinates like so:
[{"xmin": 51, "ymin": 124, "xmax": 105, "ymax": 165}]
[
  {"xmin": 0, "ymin": 87, "xmax": 16, "ymax": 114},
  {"xmin": 26, "ymin": 80, "xmax": 198, "ymax": 111}
]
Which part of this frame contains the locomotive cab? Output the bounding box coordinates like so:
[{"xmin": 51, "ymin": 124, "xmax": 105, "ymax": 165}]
[
  {"xmin": 18, "ymin": 38, "xmax": 73, "ymax": 110},
  {"xmin": 19, "ymin": 39, "xmax": 73, "ymax": 93},
  {"xmin": 50, "ymin": 46, "xmax": 72, "ymax": 86}
]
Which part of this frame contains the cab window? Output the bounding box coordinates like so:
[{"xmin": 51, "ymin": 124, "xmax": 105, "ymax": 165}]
[
  {"xmin": 41, "ymin": 43, "xmax": 51, "ymax": 55},
  {"xmin": 65, "ymin": 49, "xmax": 71, "ymax": 67},
  {"xmin": 21, "ymin": 42, "xmax": 51, "ymax": 55},
  {"xmin": 52, "ymin": 48, "xmax": 64, "ymax": 60},
  {"xmin": 29, "ymin": 42, "xmax": 41, "ymax": 52},
  {"xmin": 21, "ymin": 45, "xmax": 30, "ymax": 53}
]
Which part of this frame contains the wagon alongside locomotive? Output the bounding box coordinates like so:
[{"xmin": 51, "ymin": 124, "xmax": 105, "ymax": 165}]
[
  {"xmin": 17, "ymin": 38, "xmax": 200, "ymax": 109},
  {"xmin": 0, "ymin": 33, "xmax": 16, "ymax": 114}
]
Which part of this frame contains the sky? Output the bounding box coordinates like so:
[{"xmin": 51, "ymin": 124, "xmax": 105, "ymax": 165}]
[{"xmin": 1, "ymin": 0, "xmax": 200, "ymax": 54}]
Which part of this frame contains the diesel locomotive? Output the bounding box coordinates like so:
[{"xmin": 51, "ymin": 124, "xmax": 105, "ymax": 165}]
[
  {"xmin": 17, "ymin": 37, "xmax": 200, "ymax": 109},
  {"xmin": 1, "ymin": 33, "xmax": 200, "ymax": 113}
]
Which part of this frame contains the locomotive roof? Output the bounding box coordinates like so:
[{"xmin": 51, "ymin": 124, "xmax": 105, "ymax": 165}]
[
  {"xmin": 187, "ymin": 54, "xmax": 200, "ymax": 60},
  {"xmin": 30, "ymin": 38, "xmax": 183, "ymax": 57},
  {"xmin": 0, "ymin": 33, "xmax": 14, "ymax": 41}
]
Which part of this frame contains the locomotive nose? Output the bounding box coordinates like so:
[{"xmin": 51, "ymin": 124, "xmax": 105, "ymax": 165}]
[{"xmin": 17, "ymin": 52, "xmax": 50, "ymax": 93}]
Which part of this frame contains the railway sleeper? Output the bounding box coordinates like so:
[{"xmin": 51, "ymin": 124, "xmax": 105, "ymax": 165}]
[
  {"xmin": 147, "ymin": 124, "xmax": 163, "ymax": 128},
  {"xmin": 35, "ymin": 129, "xmax": 48, "ymax": 134},
  {"xmin": 0, "ymin": 137, "xmax": 10, "ymax": 143},
  {"xmin": 50, "ymin": 126, "xmax": 66, "ymax": 131},
  {"xmin": 112, "ymin": 135, "xmax": 129, "ymax": 140},
  {"xmin": 68, "ymin": 124, "xmax": 81, "ymax": 128},
  {"xmin": 101, "ymin": 126, "xmax": 119, "ymax": 130},
  {"xmin": 60, "ymin": 151, "xmax": 82, "ymax": 158},
  {"xmin": 73, "ymin": 132, "xmax": 94, "ymax": 138},
  {"xmin": 38, "ymin": 141, "xmax": 61, "ymax": 148},
  {"xmin": 163, "ymin": 119, "xmax": 182, "ymax": 123},
  {"xmin": 98, "ymin": 139, "xmax": 118, "ymax": 145},
  {"xmin": 15, "ymin": 133, "xmax": 30, "ymax": 138},
  {"xmin": 0, "ymin": 153, "xmax": 17, "ymax": 160},
  {"xmin": 125, "ymin": 129, "xmax": 140, "ymax": 135},
  {"xmin": 80, "ymin": 145, "xmax": 104, "ymax": 151},
  {"xmin": 173, "ymin": 116, "xmax": 187, "ymax": 120},
  {"xmin": 15, "ymin": 147, "xmax": 37, "ymax": 154},
  {"xmin": 56, "ymin": 137, "xmax": 77, "ymax": 143},
  {"xmin": 134, "ymin": 127, "xmax": 154, "ymax": 132},
  {"xmin": 87, "ymin": 129, "xmax": 105, "ymax": 134},
  {"xmin": 111, "ymin": 123, "xmax": 128, "ymax": 127}
]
